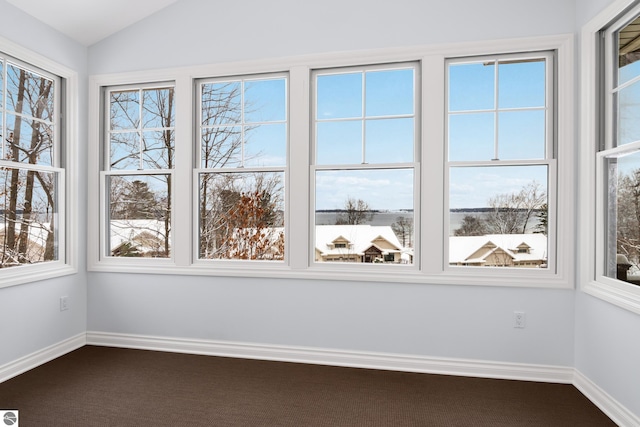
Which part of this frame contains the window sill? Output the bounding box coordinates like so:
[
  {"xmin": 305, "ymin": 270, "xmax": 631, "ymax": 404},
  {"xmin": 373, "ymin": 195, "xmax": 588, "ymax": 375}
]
[
  {"xmin": 0, "ymin": 263, "xmax": 78, "ymax": 289},
  {"xmin": 582, "ymin": 278, "xmax": 640, "ymax": 315},
  {"xmin": 87, "ymin": 261, "xmax": 572, "ymax": 289}
]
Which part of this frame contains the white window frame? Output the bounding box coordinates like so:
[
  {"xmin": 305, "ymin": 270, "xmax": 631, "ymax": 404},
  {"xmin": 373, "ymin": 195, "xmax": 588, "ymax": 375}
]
[
  {"xmin": 444, "ymin": 51, "xmax": 558, "ymax": 277},
  {"xmin": 309, "ymin": 62, "xmax": 421, "ymax": 273},
  {"xmin": 581, "ymin": 0, "xmax": 640, "ymax": 314},
  {"xmin": 99, "ymin": 81, "xmax": 176, "ymax": 265},
  {"xmin": 193, "ymin": 72, "xmax": 289, "ymax": 266},
  {"xmin": 0, "ymin": 36, "xmax": 78, "ymax": 289},
  {"xmin": 88, "ymin": 34, "xmax": 573, "ymax": 288}
]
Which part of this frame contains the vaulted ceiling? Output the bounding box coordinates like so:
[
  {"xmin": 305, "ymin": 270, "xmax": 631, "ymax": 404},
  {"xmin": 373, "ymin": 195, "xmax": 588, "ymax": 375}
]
[{"xmin": 5, "ymin": 0, "xmax": 180, "ymax": 46}]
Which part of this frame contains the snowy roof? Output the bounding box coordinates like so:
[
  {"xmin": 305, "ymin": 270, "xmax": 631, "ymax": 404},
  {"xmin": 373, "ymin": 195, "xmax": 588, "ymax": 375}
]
[
  {"xmin": 0, "ymin": 222, "xmax": 51, "ymax": 247},
  {"xmin": 110, "ymin": 219, "xmax": 169, "ymax": 250},
  {"xmin": 449, "ymin": 234, "xmax": 547, "ymax": 264},
  {"xmin": 315, "ymin": 225, "xmax": 403, "ymax": 256}
]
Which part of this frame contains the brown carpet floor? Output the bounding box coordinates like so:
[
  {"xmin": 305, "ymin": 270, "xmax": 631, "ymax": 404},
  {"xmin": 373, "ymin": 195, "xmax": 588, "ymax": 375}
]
[{"xmin": 0, "ymin": 346, "xmax": 615, "ymax": 426}]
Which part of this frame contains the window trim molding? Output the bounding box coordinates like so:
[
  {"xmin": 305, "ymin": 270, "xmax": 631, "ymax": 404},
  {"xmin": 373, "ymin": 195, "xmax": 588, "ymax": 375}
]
[
  {"xmin": 309, "ymin": 61, "xmax": 421, "ymax": 272},
  {"xmin": 0, "ymin": 36, "xmax": 78, "ymax": 289},
  {"xmin": 88, "ymin": 34, "xmax": 574, "ymax": 289},
  {"xmin": 580, "ymin": 0, "xmax": 640, "ymax": 315},
  {"xmin": 444, "ymin": 50, "xmax": 558, "ymax": 276}
]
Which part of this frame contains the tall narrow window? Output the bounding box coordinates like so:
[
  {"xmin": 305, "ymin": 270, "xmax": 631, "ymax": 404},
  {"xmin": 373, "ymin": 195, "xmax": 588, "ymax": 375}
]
[
  {"xmin": 0, "ymin": 57, "xmax": 62, "ymax": 268},
  {"xmin": 104, "ymin": 84, "xmax": 175, "ymax": 258},
  {"xmin": 599, "ymin": 10, "xmax": 640, "ymax": 286},
  {"xmin": 197, "ymin": 74, "xmax": 287, "ymax": 261},
  {"xmin": 312, "ymin": 63, "xmax": 418, "ymax": 265},
  {"xmin": 446, "ymin": 53, "xmax": 554, "ymax": 270}
]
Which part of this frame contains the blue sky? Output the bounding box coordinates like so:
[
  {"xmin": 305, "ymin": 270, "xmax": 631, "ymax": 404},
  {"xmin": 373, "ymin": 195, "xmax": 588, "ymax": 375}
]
[
  {"xmin": 447, "ymin": 58, "xmax": 549, "ymax": 210},
  {"xmin": 189, "ymin": 62, "xmax": 549, "ymax": 212},
  {"xmin": 314, "ymin": 67, "xmax": 415, "ymax": 211}
]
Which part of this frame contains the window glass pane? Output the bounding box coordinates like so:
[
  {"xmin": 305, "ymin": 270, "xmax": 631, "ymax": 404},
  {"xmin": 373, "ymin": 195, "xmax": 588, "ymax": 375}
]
[
  {"xmin": 498, "ymin": 59, "xmax": 546, "ymax": 109},
  {"xmin": 108, "ymin": 174, "xmax": 171, "ymax": 258},
  {"xmin": 0, "ymin": 167, "xmax": 58, "ymax": 267},
  {"xmin": 315, "ymin": 168, "xmax": 414, "ymax": 264},
  {"xmin": 201, "ymin": 126, "xmax": 242, "ymax": 168},
  {"xmin": 365, "ymin": 118, "xmax": 414, "ymax": 163},
  {"xmin": 5, "ymin": 114, "xmax": 53, "ymax": 166},
  {"xmin": 142, "ymin": 130, "xmax": 174, "ymax": 169},
  {"xmin": 365, "ymin": 69, "xmax": 414, "ymax": 116},
  {"xmin": 142, "ymin": 88, "xmax": 174, "ymax": 129},
  {"xmin": 110, "ymin": 132, "xmax": 140, "ymax": 170},
  {"xmin": 316, "ymin": 73, "xmax": 362, "ymax": 119},
  {"xmin": 449, "ymin": 165, "xmax": 548, "ymax": 269},
  {"xmin": 110, "ymin": 90, "xmax": 140, "ymax": 131},
  {"xmin": 244, "ymin": 123, "xmax": 286, "ymax": 167},
  {"xmin": 201, "ymin": 81, "xmax": 241, "ymax": 126},
  {"xmin": 316, "ymin": 121, "xmax": 362, "ymax": 165},
  {"xmin": 498, "ymin": 110, "xmax": 545, "ymax": 160},
  {"xmin": 617, "ymin": 80, "xmax": 640, "ymax": 145},
  {"xmin": 448, "ymin": 57, "xmax": 548, "ymax": 162},
  {"xmin": 0, "ymin": 60, "xmax": 3, "ymax": 158},
  {"xmin": 448, "ymin": 113, "xmax": 495, "ymax": 161},
  {"xmin": 109, "ymin": 87, "xmax": 175, "ymax": 171},
  {"xmin": 0, "ymin": 59, "xmax": 3, "ymax": 107},
  {"xmin": 618, "ymin": 15, "xmax": 640, "ymax": 87},
  {"xmin": 448, "ymin": 62, "xmax": 495, "ymax": 112},
  {"xmin": 244, "ymin": 79, "xmax": 286, "ymax": 123},
  {"xmin": 198, "ymin": 171, "xmax": 285, "ymax": 261},
  {"xmin": 6, "ymin": 63, "xmax": 54, "ymax": 122},
  {"xmin": 605, "ymin": 151, "xmax": 640, "ymax": 284},
  {"xmin": 201, "ymin": 77, "xmax": 287, "ymax": 170}
]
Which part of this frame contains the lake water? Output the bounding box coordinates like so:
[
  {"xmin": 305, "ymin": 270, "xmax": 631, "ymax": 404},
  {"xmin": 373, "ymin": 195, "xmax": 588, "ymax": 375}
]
[{"xmin": 315, "ymin": 211, "xmax": 540, "ymax": 234}]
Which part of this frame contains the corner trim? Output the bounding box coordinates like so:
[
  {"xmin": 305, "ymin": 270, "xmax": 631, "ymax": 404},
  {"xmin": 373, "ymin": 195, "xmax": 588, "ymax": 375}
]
[
  {"xmin": 86, "ymin": 331, "xmax": 573, "ymax": 383},
  {"xmin": 0, "ymin": 333, "xmax": 86, "ymax": 383}
]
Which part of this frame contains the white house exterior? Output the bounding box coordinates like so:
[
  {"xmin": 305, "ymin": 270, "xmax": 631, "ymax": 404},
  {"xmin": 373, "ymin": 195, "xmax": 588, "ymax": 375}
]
[
  {"xmin": 315, "ymin": 224, "xmax": 406, "ymax": 263},
  {"xmin": 449, "ymin": 234, "xmax": 548, "ymax": 268}
]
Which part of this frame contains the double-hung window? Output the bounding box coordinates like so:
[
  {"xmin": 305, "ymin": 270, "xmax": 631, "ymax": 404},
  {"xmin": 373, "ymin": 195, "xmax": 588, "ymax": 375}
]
[
  {"xmin": 584, "ymin": 1, "xmax": 640, "ymax": 313},
  {"xmin": 0, "ymin": 56, "xmax": 64, "ymax": 272},
  {"xmin": 102, "ymin": 84, "xmax": 175, "ymax": 259},
  {"xmin": 196, "ymin": 74, "xmax": 287, "ymax": 262},
  {"xmin": 446, "ymin": 52, "xmax": 555, "ymax": 272},
  {"xmin": 311, "ymin": 63, "xmax": 419, "ymax": 266}
]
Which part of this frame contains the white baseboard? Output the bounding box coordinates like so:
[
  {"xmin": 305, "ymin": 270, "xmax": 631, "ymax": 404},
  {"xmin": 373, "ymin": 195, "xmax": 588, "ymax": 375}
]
[
  {"xmin": 0, "ymin": 333, "xmax": 86, "ymax": 383},
  {"xmin": 574, "ymin": 370, "xmax": 640, "ymax": 427},
  {"xmin": 86, "ymin": 331, "xmax": 574, "ymax": 384}
]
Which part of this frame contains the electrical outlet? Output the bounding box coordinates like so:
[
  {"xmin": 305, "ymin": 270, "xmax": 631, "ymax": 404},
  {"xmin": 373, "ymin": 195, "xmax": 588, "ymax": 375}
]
[
  {"xmin": 60, "ymin": 296, "xmax": 69, "ymax": 311},
  {"xmin": 514, "ymin": 311, "xmax": 525, "ymax": 328}
]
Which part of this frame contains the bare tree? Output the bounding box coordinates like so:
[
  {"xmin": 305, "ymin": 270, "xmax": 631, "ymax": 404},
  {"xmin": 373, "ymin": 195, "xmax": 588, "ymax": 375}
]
[
  {"xmin": 108, "ymin": 87, "xmax": 174, "ymax": 257},
  {"xmin": 615, "ymin": 169, "xmax": 640, "ymax": 273},
  {"xmin": 484, "ymin": 181, "xmax": 546, "ymax": 235},
  {"xmin": 391, "ymin": 216, "xmax": 413, "ymax": 247},
  {"xmin": 1, "ymin": 65, "xmax": 56, "ymax": 267},
  {"xmin": 197, "ymin": 81, "xmax": 285, "ymax": 260},
  {"xmin": 335, "ymin": 197, "xmax": 374, "ymax": 225}
]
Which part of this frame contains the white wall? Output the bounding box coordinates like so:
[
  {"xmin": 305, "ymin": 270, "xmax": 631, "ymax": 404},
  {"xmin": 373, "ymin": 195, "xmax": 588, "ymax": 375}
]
[
  {"xmin": 574, "ymin": 0, "xmax": 640, "ymax": 419},
  {"xmin": 86, "ymin": 0, "xmax": 578, "ymax": 368},
  {"xmin": 89, "ymin": 0, "xmax": 576, "ymax": 74},
  {"xmin": 0, "ymin": 0, "xmax": 88, "ymax": 367},
  {"xmin": 89, "ymin": 274, "xmax": 576, "ymax": 365}
]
